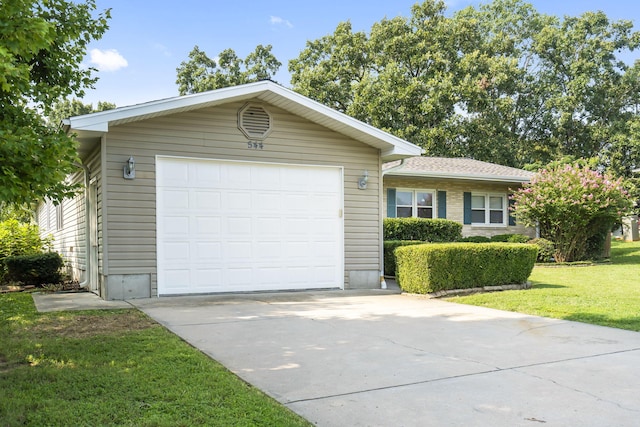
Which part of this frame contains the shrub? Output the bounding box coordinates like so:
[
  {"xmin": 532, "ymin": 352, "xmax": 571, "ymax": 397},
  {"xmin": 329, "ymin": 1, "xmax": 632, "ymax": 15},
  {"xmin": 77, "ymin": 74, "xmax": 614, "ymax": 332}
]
[
  {"xmin": 384, "ymin": 218, "xmax": 462, "ymax": 242},
  {"xmin": 490, "ymin": 233, "xmax": 531, "ymax": 243},
  {"xmin": 512, "ymin": 163, "xmax": 631, "ymax": 262},
  {"xmin": 4, "ymin": 252, "xmax": 63, "ymax": 286},
  {"xmin": 383, "ymin": 240, "xmax": 424, "ymax": 276},
  {"xmin": 458, "ymin": 236, "xmax": 491, "ymax": 243},
  {"xmin": 0, "ymin": 219, "xmax": 52, "ymax": 282},
  {"xmin": 528, "ymin": 238, "xmax": 555, "ymax": 262},
  {"xmin": 395, "ymin": 243, "xmax": 538, "ymax": 294}
]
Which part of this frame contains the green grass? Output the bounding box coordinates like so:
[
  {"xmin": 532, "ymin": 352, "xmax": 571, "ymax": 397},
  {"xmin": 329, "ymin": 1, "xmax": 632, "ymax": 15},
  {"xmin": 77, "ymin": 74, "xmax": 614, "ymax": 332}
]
[
  {"xmin": 0, "ymin": 294, "xmax": 311, "ymax": 426},
  {"xmin": 447, "ymin": 240, "xmax": 640, "ymax": 331}
]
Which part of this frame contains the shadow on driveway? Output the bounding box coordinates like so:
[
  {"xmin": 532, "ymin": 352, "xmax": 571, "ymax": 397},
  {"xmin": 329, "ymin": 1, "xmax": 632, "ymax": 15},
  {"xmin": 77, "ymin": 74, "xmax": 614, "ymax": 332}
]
[{"xmin": 131, "ymin": 291, "xmax": 640, "ymax": 427}]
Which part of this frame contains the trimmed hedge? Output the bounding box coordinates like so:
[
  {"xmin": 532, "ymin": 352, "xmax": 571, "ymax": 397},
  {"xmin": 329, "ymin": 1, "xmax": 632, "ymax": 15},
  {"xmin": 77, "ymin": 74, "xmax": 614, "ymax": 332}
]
[
  {"xmin": 458, "ymin": 236, "xmax": 491, "ymax": 243},
  {"xmin": 384, "ymin": 218, "xmax": 462, "ymax": 242},
  {"xmin": 458, "ymin": 234, "xmax": 531, "ymax": 243},
  {"xmin": 383, "ymin": 240, "xmax": 424, "ymax": 276},
  {"xmin": 4, "ymin": 252, "xmax": 63, "ymax": 286},
  {"xmin": 395, "ymin": 243, "xmax": 538, "ymax": 294},
  {"xmin": 489, "ymin": 233, "xmax": 531, "ymax": 243}
]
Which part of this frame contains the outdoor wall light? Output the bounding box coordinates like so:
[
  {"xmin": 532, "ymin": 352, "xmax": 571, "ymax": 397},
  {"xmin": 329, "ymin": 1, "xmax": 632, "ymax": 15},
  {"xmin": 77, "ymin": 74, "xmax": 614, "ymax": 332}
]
[
  {"xmin": 358, "ymin": 170, "xmax": 369, "ymax": 190},
  {"xmin": 123, "ymin": 156, "xmax": 136, "ymax": 179}
]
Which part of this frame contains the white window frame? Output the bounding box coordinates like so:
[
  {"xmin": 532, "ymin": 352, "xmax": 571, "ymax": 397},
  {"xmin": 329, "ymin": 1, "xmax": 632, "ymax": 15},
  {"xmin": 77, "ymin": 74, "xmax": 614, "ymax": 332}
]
[
  {"xmin": 395, "ymin": 189, "xmax": 437, "ymax": 219},
  {"xmin": 471, "ymin": 193, "xmax": 507, "ymax": 226}
]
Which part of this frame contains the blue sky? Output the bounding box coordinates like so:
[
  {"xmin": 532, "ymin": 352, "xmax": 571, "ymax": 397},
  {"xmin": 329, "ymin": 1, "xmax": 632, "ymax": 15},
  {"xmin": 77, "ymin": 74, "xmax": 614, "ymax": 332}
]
[{"xmin": 82, "ymin": 0, "xmax": 640, "ymax": 107}]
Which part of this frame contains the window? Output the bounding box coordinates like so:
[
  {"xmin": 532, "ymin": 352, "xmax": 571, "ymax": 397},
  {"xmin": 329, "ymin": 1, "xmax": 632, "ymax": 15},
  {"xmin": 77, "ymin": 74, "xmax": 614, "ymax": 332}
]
[
  {"xmin": 471, "ymin": 193, "xmax": 506, "ymax": 225},
  {"xmin": 396, "ymin": 190, "xmax": 435, "ymax": 218}
]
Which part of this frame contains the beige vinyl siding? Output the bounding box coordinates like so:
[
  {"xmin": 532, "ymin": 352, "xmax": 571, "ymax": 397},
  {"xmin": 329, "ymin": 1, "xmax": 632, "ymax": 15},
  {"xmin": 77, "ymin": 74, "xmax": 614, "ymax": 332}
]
[
  {"xmin": 104, "ymin": 101, "xmax": 380, "ymax": 295},
  {"xmin": 384, "ymin": 176, "xmax": 535, "ymax": 238},
  {"xmin": 36, "ymin": 170, "xmax": 87, "ymax": 282},
  {"xmin": 84, "ymin": 147, "xmax": 103, "ymax": 280}
]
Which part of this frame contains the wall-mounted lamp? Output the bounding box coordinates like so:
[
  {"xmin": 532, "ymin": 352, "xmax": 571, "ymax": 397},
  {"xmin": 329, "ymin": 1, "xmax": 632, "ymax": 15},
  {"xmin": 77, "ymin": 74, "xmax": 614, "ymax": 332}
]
[
  {"xmin": 358, "ymin": 170, "xmax": 369, "ymax": 190},
  {"xmin": 123, "ymin": 156, "xmax": 136, "ymax": 179}
]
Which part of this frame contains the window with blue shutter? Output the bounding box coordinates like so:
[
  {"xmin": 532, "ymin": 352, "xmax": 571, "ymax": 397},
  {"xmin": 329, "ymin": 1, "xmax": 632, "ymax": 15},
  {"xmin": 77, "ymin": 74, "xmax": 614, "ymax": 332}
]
[
  {"xmin": 387, "ymin": 188, "xmax": 397, "ymax": 218},
  {"xmin": 463, "ymin": 192, "xmax": 472, "ymax": 224},
  {"xmin": 437, "ymin": 191, "xmax": 446, "ymax": 219}
]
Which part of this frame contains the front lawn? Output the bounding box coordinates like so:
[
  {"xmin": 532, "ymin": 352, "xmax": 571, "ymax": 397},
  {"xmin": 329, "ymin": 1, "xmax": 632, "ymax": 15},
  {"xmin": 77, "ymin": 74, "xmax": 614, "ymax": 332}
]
[
  {"xmin": 447, "ymin": 240, "xmax": 640, "ymax": 331},
  {"xmin": 0, "ymin": 294, "xmax": 311, "ymax": 426}
]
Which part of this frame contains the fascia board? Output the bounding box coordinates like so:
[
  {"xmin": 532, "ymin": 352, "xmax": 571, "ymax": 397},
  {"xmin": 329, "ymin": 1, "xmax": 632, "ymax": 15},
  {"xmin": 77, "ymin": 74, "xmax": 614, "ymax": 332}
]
[
  {"xmin": 384, "ymin": 169, "xmax": 532, "ymax": 183},
  {"xmin": 65, "ymin": 81, "xmax": 422, "ymax": 155}
]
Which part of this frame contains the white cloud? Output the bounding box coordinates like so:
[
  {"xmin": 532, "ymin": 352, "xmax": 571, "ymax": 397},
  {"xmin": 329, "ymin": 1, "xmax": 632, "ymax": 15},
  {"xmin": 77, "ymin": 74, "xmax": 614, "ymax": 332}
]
[
  {"xmin": 270, "ymin": 15, "xmax": 293, "ymax": 28},
  {"xmin": 89, "ymin": 48, "xmax": 128, "ymax": 72}
]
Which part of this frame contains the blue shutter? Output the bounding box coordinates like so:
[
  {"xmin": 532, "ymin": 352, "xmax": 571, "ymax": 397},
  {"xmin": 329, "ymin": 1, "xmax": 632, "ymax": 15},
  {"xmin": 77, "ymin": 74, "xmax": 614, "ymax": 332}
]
[
  {"xmin": 463, "ymin": 192, "xmax": 472, "ymax": 225},
  {"xmin": 437, "ymin": 191, "xmax": 447, "ymax": 219},
  {"xmin": 387, "ymin": 188, "xmax": 397, "ymax": 218},
  {"xmin": 508, "ymin": 196, "xmax": 516, "ymax": 226}
]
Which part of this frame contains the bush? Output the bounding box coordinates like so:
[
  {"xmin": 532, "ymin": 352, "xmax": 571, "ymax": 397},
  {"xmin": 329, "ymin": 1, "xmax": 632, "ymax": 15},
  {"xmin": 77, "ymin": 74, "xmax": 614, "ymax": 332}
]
[
  {"xmin": 395, "ymin": 243, "xmax": 538, "ymax": 294},
  {"xmin": 512, "ymin": 163, "xmax": 631, "ymax": 262},
  {"xmin": 4, "ymin": 252, "xmax": 63, "ymax": 286},
  {"xmin": 458, "ymin": 236, "xmax": 491, "ymax": 243},
  {"xmin": 384, "ymin": 218, "xmax": 462, "ymax": 242},
  {"xmin": 528, "ymin": 238, "xmax": 555, "ymax": 262},
  {"xmin": 383, "ymin": 240, "xmax": 424, "ymax": 276},
  {"xmin": 0, "ymin": 219, "xmax": 52, "ymax": 282},
  {"xmin": 490, "ymin": 233, "xmax": 531, "ymax": 243}
]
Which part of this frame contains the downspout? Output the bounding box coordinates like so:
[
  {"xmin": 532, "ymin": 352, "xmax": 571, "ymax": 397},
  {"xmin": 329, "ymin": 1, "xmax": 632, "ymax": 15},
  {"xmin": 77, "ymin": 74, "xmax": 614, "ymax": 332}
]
[
  {"xmin": 74, "ymin": 161, "xmax": 91, "ymax": 289},
  {"xmin": 379, "ymin": 158, "xmax": 406, "ymax": 289}
]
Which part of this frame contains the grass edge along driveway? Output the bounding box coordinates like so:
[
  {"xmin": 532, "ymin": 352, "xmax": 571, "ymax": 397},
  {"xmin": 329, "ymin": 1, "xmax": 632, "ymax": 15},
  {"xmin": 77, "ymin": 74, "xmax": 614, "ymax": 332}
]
[
  {"xmin": 0, "ymin": 294, "xmax": 311, "ymax": 427},
  {"xmin": 448, "ymin": 240, "xmax": 640, "ymax": 332}
]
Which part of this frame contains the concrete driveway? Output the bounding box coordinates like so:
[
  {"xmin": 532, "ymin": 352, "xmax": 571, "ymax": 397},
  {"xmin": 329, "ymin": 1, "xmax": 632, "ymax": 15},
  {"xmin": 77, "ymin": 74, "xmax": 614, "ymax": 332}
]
[{"xmin": 130, "ymin": 290, "xmax": 640, "ymax": 427}]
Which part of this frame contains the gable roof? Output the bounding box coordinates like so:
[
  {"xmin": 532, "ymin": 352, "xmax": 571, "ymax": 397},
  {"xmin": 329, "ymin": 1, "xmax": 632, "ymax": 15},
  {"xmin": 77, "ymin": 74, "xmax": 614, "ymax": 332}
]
[
  {"xmin": 65, "ymin": 80, "xmax": 422, "ymax": 161},
  {"xmin": 383, "ymin": 156, "xmax": 534, "ymax": 183}
]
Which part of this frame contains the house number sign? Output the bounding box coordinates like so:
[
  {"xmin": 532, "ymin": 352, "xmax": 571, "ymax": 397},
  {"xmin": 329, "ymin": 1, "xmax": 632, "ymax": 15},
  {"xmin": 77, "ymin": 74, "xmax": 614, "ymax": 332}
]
[{"xmin": 247, "ymin": 141, "xmax": 264, "ymax": 150}]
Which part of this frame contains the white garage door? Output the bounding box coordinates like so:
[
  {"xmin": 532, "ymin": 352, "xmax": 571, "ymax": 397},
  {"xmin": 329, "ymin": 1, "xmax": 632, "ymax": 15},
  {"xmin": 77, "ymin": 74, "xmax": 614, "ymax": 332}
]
[{"xmin": 156, "ymin": 157, "xmax": 344, "ymax": 295}]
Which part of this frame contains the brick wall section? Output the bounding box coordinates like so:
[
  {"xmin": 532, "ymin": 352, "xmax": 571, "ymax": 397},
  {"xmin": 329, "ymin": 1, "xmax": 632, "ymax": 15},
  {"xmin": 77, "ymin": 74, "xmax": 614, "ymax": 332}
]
[{"xmin": 384, "ymin": 176, "xmax": 536, "ymax": 238}]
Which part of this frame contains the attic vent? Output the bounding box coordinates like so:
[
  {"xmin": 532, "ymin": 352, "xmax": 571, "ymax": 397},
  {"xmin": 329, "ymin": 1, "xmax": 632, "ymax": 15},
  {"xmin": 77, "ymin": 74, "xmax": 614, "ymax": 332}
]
[{"xmin": 238, "ymin": 104, "xmax": 272, "ymax": 140}]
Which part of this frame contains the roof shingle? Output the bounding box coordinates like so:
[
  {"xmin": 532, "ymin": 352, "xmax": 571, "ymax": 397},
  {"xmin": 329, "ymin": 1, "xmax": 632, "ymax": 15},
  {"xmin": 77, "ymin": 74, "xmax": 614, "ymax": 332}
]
[{"xmin": 383, "ymin": 157, "xmax": 534, "ymax": 183}]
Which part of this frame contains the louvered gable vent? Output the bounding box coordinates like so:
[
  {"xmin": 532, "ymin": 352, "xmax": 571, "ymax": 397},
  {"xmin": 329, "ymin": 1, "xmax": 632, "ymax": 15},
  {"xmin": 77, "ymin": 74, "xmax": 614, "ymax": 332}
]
[{"xmin": 238, "ymin": 103, "xmax": 272, "ymax": 140}]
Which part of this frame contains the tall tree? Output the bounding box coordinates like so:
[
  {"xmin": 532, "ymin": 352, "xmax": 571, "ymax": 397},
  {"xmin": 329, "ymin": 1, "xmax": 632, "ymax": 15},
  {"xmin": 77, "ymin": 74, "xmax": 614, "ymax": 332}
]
[
  {"xmin": 290, "ymin": 1, "xmax": 464, "ymax": 156},
  {"xmin": 176, "ymin": 45, "xmax": 281, "ymax": 95},
  {"xmin": 288, "ymin": 0, "xmax": 640, "ymax": 171},
  {"xmin": 0, "ymin": 0, "xmax": 110, "ymax": 206},
  {"xmin": 47, "ymin": 98, "xmax": 116, "ymax": 127}
]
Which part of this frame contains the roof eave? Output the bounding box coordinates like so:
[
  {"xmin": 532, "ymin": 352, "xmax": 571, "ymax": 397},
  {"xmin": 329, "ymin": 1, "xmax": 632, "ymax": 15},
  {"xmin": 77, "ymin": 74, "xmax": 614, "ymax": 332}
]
[
  {"xmin": 383, "ymin": 169, "xmax": 532, "ymax": 183},
  {"xmin": 66, "ymin": 81, "xmax": 423, "ymax": 157}
]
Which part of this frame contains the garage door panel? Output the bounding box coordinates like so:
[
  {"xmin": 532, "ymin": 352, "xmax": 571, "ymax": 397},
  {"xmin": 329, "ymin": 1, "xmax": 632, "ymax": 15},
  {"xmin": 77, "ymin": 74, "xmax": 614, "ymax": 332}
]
[
  {"xmin": 255, "ymin": 218, "xmax": 281, "ymax": 236},
  {"xmin": 157, "ymin": 158, "xmax": 343, "ymax": 295},
  {"xmin": 194, "ymin": 269, "xmax": 222, "ymax": 287},
  {"xmin": 164, "ymin": 242, "xmax": 190, "ymax": 260},
  {"xmin": 194, "ymin": 162, "xmax": 221, "ymax": 186},
  {"xmin": 194, "ymin": 242, "xmax": 222, "ymax": 261},
  {"xmin": 163, "ymin": 269, "xmax": 191, "ymax": 290},
  {"xmin": 226, "ymin": 192, "xmax": 252, "ymax": 210},
  {"xmin": 194, "ymin": 216, "xmax": 221, "ymax": 235},
  {"xmin": 158, "ymin": 161, "xmax": 189, "ymax": 186},
  {"xmin": 194, "ymin": 190, "xmax": 221, "ymax": 210},
  {"xmin": 162, "ymin": 216, "xmax": 189, "ymax": 235},
  {"xmin": 161, "ymin": 190, "xmax": 189, "ymax": 209},
  {"xmin": 255, "ymin": 241, "xmax": 281, "ymax": 258},
  {"xmin": 227, "ymin": 241, "xmax": 252, "ymax": 259}
]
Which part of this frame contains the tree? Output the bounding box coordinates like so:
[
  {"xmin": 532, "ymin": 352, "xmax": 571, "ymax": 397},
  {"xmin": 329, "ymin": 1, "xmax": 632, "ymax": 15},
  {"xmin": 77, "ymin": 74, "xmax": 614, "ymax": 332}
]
[
  {"xmin": 0, "ymin": 0, "xmax": 110, "ymax": 206},
  {"xmin": 512, "ymin": 163, "xmax": 632, "ymax": 262},
  {"xmin": 47, "ymin": 98, "xmax": 116, "ymax": 127},
  {"xmin": 288, "ymin": 0, "xmax": 640, "ymax": 170},
  {"xmin": 290, "ymin": 1, "xmax": 464, "ymax": 156},
  {"xmin": 176, "ymin": 45, "xmax": 282, "ymax": 95}
]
